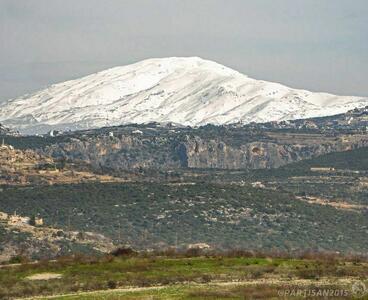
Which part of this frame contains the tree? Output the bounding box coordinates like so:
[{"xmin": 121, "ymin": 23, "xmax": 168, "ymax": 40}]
[{"xmin": 29, "ymin": 215, "xmax": 36, "ymax": 226}]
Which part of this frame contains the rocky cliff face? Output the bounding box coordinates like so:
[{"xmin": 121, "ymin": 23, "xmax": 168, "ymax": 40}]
[
  {"xmin": 170, "ymin": 133, "xmax": 367, "ymax": 169},
  {"xmin": 41, "ymin": 129, "xmax": 368, "ymax": 172},
  {"xmin": 6, "ymin": 109, "xmax": 366, "ymax": 173}
]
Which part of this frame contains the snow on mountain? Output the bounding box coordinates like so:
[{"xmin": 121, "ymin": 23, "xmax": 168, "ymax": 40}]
[{"xmin": 0, "ymin": 57, "xmax": 367, "ymax": 134}]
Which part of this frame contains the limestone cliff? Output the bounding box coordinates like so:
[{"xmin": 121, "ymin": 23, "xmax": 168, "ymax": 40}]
[{"xmin": 40, "ymin": 130, "xmax": 368, "ymax": 172}]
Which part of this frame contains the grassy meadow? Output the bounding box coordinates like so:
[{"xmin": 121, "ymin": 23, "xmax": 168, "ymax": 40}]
[{"xmin": 1, "ymin": 252, "xmax": 367, "ymax": 299}]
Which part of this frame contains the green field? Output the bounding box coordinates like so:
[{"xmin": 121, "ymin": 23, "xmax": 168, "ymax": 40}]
[{"xmin": 1, "ymin": 254, "xmax": 367, "ymax": 299}]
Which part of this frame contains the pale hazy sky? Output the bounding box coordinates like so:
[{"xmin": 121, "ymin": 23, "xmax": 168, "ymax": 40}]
[{"xmin": 0, "ymin": 0, "xmax": 367, "ymax": 102}]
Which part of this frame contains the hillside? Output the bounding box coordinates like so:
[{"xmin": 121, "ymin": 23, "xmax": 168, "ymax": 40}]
[
  {"xmin": 0, "ymin": 142, "xmax": 128, "ymax": 185},
  {"xmin": 0, "ymin": 112, "xmax": 367, "ymax": 260},
  {"xmin": 0, "ymin": 181, "xmax": 367, "ymax": 254},
  {"xmin": 0, "ymin": 57, "xmax": 367, "ymax": 134},
  {"xmin": 282, "ymin": 147, "xmax": 368, "ymax": 172},
  {"xmin": 0, "ymin": 211, "xmax": 114, "ymax": 262}
]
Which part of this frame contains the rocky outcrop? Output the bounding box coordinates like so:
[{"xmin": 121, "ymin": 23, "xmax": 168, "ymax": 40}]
[
  {"xmin": 179, "ymin": 133, "xmax": 368, "ymax": 169},
  {"xmin": 0, "ymin": 141, "xmax": 127, "ymax": 185},
  {"xmin": 40, "ymin": 130, "xmax": 368, "ymax": 172}
]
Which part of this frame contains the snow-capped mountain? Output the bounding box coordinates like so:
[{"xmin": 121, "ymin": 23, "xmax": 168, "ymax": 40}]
[{"xmin": 0, "ymin": 57, "xmax": 367, "ymax": 134}]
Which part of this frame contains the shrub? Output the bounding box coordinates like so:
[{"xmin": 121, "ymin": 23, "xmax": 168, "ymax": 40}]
[
  {"xmin": 107, "ymin": 280, "xmax": 117, "ymax": 289},
  {"xmin": 111, "ymin": 247, "xmax": 137, "ymax": 257},
  {"xmin": 8, "ymin": 255, "xmax": 29, "ymax": 264}
]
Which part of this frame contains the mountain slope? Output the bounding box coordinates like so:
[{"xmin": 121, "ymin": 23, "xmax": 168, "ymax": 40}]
[
  {"xmin": 0, "ymin": 57, "xmax": 367, "ymax": 134},
  {"xmin": 0, "ymin": 123, "xmax": 18, "ymax": 136}
]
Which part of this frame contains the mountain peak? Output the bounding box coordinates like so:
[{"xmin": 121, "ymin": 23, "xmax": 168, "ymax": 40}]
[
  {"xmin": 0, "ymin": 58, "xmax": 367, "ymax": 134},
  {"xmin": 106, "ymin": 56, "xmax": 242, "ymax": 77}
]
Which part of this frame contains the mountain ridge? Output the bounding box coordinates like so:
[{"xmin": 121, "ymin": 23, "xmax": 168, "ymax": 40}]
[{"xmin": 0, "ymin": 57, "xmax": 367, "ymax": 134}]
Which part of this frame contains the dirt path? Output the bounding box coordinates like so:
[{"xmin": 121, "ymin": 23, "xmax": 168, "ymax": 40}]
[
  {"xmin": 26, "ymin": 273, "xmax": 62, "ymax": 281},
  {"xmin": 0, "ymin": 260, "xmax": 57, "ymax": 269}
]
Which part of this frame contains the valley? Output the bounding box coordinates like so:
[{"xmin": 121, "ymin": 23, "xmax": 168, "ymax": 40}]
[{"xmin": 0, "ymin": 108, "xmax": 367, "ymax": 261}]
